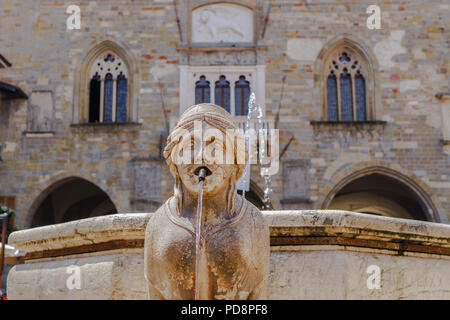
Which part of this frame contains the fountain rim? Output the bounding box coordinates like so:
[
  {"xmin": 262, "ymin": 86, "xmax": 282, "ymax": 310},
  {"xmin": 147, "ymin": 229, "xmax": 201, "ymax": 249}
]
[{"xmin": 6, "ymin": 210, "xmax": 450, "ymax": 263}]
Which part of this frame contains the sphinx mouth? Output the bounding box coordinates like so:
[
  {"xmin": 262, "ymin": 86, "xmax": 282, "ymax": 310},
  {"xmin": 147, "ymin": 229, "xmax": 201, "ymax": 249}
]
[{"xmin": 193, "ymin": 166, "xmax": 212, "ymax": 180}]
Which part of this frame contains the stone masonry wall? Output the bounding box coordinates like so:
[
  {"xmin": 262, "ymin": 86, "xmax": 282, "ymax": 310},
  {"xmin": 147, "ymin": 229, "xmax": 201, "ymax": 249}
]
[{"xmin": 0, "ymin": 0, "xmax": 448, "ymax": 227}]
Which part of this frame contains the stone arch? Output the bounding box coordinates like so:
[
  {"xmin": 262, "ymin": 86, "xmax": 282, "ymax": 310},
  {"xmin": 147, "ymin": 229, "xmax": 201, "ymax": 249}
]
[
  {"xmin": 320, "ymin": 162, "xmax": 445, "ymax": 223},
  {"xmin": 25, "ymin": 172, "xmax": 119, "ymax": 228},
  {"xmin": 192, "ymin": 0, "xmax": 255, "ymax": 9},
  {"xmin": 314, "ymin": 34, "xmax": 380, "ymax": 121},
  {"xmin": 73, "ymin": 39, "xmax": 140, "ymax": 124}
]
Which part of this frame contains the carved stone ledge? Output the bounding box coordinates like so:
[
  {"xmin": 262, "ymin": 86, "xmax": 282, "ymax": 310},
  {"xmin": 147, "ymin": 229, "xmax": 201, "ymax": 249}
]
[
  {"xmin": 310, "ymin": 120, "xmax": 387, "ymax": 138},
  {"xmin": 70, "ymin": 122, "xmax": 142, "ymax": 133},
  {"xmin": 178, "ymin": 45, "xmax": 267, "ymax": 52},
  {"xmin": 9, "ymin": 211, "xmax": 450, "ymax": 262},
  {"xmin": 181, "ymin": 50, "xmax": 260, "ymax": 66},
  {"xmin": 22, "ymin": 131, "xmax": 55, "ymax": 138},
  {"xmin": 440, "ymin": 139, "xmax": 450, "ymax": 146},
  {"xmin": 178, "ymin": 43, "xmax": 267, "ymax": 66}
]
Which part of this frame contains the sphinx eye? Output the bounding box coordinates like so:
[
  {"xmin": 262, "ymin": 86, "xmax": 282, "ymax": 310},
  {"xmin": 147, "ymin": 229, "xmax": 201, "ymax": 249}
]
[
  {"xmin": 206, "ymin": 136, "xmax": 215, "ymax": 145},
  {"xmin": 215, "ymin": 141, "xmax": 225, "ymax": 150},
  {"xmin": 185, "ymin": 137, "xmax": 195, "ymax": 148}
]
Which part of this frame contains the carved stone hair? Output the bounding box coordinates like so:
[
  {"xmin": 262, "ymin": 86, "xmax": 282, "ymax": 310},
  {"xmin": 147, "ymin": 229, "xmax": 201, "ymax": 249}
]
[{"xmin": 163, "ymin": 103, "xmax": 247, "ymax": 216}]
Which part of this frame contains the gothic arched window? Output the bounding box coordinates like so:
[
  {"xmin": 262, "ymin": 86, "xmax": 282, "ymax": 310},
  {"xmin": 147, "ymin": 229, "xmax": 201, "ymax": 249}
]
[
  {"xmin": 325, "ymin": 50, "xmax": 368, "ymax": 121},
  {"xmin": 89, "ymin": 73, "xmax": 101, "ymax": 122},
  {"xmin": 326, "ymin": 72, "xmax": 338, "ymax": 121},
  {"xmin": 183, "ymin": 68, "xmax": 264, "ymax": 117},
  {"xmin": 88, "ymin": 52, "xmax": 129, "ymax": 123},
  {"xmin": 214, "ymin": 75, "xmax": 230, "ymax": 113},
  {"xmin": 116, "ymin": 73, "xmax": 128, "ymax": 123},
  {"xmin": 235, "ymin": 75, "xmax": 251, "ymax": 116},
  {"xmin": 195, "ymin": 75, "xmax": 211, "ymax": 104}
]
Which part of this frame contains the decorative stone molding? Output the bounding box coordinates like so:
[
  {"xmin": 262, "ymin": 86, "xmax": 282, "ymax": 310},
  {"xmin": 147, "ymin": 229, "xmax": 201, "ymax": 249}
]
[
  {"xmin": 178, "ymin": 45, "xmax": 267, "ymax": 66},
  {"xmin": 309, "ymin": 120, "xmax": 387, "ymax": 138},
  {"xmin": 89, "ymin": 52, "xmax": 128, "ymax": 80},
  {"xmin": 69, "ymin": 122, "xmax": 142, "ymax": 135},
  {"xmin": 22, "ymin": 131, "xmax": 55, "ymax": 138},
  {"xmin": 186, "ymin": 49, "xmax": 258, "ymax": 66},
  {"xmin": 265, "ymin": 211, "xmax": 450, "ymax": 255},
  {"xmin": 70, "ymin": 122, "xmax": 141, "ymax": 128}
]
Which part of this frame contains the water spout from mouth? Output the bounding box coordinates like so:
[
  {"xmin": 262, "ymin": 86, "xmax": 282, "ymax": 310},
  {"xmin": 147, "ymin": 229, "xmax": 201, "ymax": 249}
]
[
  {"xmin": 194, "ymin": 167, "xmax": 207, "ymax": 300},
  {"xmin": 194, "ymin": 166, "xmax": 211, "ymax": 180}
]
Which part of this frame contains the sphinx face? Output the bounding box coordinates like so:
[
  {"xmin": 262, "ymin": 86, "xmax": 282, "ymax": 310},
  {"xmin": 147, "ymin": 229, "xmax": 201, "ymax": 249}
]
[
  {"xmin": 178, "ymin": 163, "xmax": 234, "ymax": 197},
  {"xmin": 174, "ymin": 122, "xmax": 236, "ymax": 197}
]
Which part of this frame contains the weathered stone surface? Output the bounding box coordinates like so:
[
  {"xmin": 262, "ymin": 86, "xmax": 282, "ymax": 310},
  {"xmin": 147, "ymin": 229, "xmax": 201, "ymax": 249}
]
[
  {"xmin": 269, "ymin": 248, "xmax": 450, "ymax": 300},
  {"xmin": 281, "ymin": 159, "xmax": 311, "ymax": 208},
  {"xmin": 286, "ymin": 39, "xmax": 322, "ymax": 61},
  {"xmin": 8, "ymin": 213, "xmax": 150, "ymax": 253},
  {"xmin": 7, "ymin": 251, "xmax": 146, "ymax": 300},
  {"xmin": 373, "ymin": 30, "xmax": 406, "ymax": 69},
  {"xmin": 144, "ymin": 104, "xmax": 270, "ymax": 300}
]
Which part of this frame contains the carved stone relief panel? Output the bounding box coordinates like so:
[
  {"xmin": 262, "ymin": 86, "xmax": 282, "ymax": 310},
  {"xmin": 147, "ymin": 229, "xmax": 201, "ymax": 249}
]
[
  {"xmin": 192, "ymin": 4, "xmax": 254, "ymax": 44},
  {"xmin": 27, "ymin": 91, "xmax": 54, "ymax": 132},
  {"xmin": 188, "ymin": 50, "xmax": 257, "ymax": 66}
]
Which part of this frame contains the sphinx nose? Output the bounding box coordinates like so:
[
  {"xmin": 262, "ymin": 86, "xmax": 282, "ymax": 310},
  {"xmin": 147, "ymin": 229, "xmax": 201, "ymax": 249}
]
[{"xmin": 193, "ymin": 145, "xmax": 204, "ymax": 164}]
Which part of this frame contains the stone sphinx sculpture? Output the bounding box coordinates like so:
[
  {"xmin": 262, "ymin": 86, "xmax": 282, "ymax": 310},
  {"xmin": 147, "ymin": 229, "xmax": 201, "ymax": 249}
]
[{"xmin": 144, "ymin": 103, "xmax": 270, "ymax": 300}]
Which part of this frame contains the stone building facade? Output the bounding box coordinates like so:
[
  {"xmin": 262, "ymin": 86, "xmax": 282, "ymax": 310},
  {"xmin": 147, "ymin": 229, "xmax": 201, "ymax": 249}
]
[{"xmin": 0, "ymin": 0, "xmax": 449, "ymax": 230}]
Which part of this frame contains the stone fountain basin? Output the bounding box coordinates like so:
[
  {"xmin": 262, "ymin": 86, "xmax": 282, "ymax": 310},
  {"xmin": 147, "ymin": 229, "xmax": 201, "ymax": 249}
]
[{"xmin": 6, "ymin": 210, "xmax": 450, "ymax": 299}]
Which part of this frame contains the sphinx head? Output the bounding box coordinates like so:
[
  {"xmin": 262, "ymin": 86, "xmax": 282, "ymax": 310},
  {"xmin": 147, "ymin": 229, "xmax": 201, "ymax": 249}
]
[{"xmin": 164, "ymin": 104, "xmax": 247, "ymax": 206}]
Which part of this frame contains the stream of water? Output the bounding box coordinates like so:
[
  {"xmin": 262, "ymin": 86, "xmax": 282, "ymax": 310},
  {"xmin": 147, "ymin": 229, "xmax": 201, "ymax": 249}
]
[
  {"xmin": 194, "ymin": 178, "xmax": 204, "ymax": 300},
  {"xmin": 247, "ymin": 93, "xmax": 273, "ymax": 209}
]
